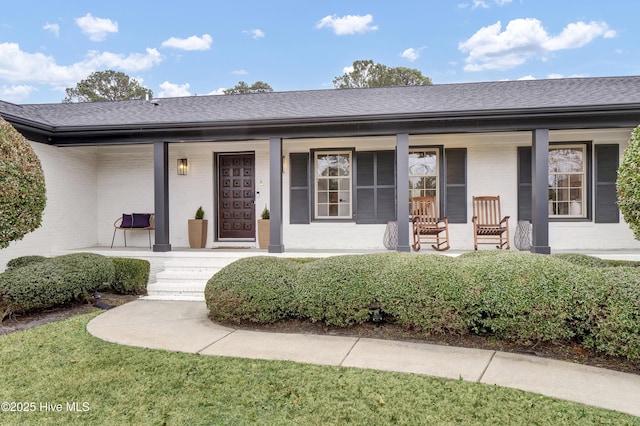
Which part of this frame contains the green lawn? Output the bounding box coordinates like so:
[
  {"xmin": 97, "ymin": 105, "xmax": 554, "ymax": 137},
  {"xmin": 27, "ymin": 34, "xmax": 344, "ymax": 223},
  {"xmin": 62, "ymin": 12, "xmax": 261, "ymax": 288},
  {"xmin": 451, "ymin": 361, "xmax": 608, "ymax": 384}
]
[{"xmin": 0, "ymin": 311, "xmax": 638, "ymax": 425}]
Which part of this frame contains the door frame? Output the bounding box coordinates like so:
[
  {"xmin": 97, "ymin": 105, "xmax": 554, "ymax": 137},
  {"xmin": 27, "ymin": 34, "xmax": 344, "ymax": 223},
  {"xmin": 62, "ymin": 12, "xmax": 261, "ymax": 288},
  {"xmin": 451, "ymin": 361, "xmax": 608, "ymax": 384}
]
[{"xmin": 214, "ymin": 151, "xmax": 256, "ymax": 241}]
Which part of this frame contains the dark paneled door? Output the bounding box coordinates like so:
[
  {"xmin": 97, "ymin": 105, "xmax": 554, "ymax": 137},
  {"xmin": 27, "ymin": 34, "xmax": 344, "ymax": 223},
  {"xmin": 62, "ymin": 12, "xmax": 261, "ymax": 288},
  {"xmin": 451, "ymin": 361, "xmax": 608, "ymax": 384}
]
[{"xmin": 218, "ymin": 153, "xmax": 255, "ymax": 239}]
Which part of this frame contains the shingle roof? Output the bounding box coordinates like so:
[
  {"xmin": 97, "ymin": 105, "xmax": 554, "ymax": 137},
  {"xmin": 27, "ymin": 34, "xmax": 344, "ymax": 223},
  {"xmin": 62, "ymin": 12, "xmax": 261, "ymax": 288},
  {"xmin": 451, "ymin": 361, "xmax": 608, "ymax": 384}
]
[{"xmin": 2, "ymin": 76, "xmax": 640, "ymax": 130}]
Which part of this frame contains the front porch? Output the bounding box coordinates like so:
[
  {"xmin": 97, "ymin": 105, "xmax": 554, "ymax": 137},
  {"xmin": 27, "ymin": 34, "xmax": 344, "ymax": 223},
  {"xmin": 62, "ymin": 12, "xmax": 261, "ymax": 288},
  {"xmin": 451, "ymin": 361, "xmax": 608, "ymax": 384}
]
[{"xmin": 63, "ymin": 246, "xmax": 640, "ymax": 301}]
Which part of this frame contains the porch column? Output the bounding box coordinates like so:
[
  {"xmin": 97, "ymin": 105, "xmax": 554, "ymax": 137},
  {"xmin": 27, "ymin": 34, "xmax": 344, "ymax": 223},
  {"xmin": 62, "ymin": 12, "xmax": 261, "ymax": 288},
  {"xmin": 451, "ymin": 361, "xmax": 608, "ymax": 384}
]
[
  {"xmin": 396, "ymin": 133, "xmax": 410, "ymax": 252},
  {"xmin": 153, "ymin": 141, "xmax": 171, "ymax": 252},
  {"xmin": 531, "ymin": 129, "xmax": 550, "ymax": 254},
  {"xmin": 268, "ymin": 137, "xmax": 284, "ymax": 253}
]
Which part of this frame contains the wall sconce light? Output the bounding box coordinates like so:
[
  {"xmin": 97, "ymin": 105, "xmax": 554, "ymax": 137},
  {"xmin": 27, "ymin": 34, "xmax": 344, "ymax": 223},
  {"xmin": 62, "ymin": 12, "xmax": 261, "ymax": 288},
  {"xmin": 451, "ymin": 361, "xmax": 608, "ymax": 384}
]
[{"xmin": 177, "ymin": 158, "xmax": 188, "ymax": 175}]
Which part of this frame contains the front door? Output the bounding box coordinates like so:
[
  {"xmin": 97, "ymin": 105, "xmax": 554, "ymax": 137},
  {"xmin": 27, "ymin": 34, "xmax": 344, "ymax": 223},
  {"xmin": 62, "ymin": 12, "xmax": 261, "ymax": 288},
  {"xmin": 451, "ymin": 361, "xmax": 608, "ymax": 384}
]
[{"xmin": 217, "ymin": 153, "xmax": 255, "ymax": 240}]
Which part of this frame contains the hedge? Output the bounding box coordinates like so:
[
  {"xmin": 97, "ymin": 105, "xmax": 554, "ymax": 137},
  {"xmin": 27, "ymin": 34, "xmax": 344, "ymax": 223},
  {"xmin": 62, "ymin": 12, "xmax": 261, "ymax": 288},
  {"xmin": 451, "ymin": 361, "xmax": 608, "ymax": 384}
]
[
  {"xmin": 204, "ymin": 251, "xmax": 640, "ymax": 359},
  {"xmin": 0, "ymin": 253, "xmax": 115, "ymax": 321}
]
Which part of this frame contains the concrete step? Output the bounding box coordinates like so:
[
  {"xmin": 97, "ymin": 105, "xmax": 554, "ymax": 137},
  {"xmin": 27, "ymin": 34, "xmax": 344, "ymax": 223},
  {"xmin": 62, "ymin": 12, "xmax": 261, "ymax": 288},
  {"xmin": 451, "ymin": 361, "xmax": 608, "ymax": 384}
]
[{"xmin": 146, "ymin": 255, "xmax": 240, "ymax": 301}]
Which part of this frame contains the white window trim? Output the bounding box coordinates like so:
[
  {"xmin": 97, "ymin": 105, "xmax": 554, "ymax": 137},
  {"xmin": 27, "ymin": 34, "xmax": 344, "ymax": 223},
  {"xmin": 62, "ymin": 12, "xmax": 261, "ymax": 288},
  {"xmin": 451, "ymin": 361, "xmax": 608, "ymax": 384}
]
[
  {"xmin": 314, "ymin": 151, "xmax": 352, "ymax": 219},
  {"xmin": 548, "ymin": 144, "xmax": 586, "ymax": 218},
  {"xmin": 409, "ymin": 149, "xmax": 439, "ymax": 202}
]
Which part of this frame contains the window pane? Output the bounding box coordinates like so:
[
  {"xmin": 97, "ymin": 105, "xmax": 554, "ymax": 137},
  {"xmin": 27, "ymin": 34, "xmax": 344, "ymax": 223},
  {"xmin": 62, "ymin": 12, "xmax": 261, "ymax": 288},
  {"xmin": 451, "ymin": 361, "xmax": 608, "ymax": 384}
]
[
  {"xmin": 409, "ymin": 150, "xmax": 438, "ymax": 207},
  {"xmin": 548, "ymin": 145, "xmax": 585, "ymax": 218},
  {"xmin": 315, "ymin": 151, "xmax": 352, "ymax": 218}
]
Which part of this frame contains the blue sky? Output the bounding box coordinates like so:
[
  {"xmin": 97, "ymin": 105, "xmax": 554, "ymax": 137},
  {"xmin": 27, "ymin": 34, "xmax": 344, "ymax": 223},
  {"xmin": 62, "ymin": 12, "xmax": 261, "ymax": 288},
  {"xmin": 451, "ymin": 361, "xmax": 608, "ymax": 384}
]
[{"xmin": 0, "ymin": 0, "xmax": 637, "ymax": 104}]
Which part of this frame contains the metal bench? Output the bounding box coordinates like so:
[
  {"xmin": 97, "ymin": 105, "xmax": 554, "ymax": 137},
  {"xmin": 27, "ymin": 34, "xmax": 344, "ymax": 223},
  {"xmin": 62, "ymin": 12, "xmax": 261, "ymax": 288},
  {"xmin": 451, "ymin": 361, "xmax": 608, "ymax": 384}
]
[{"xmin": 111, "ymin": 213, "xmax": 155, "ymax": 249}]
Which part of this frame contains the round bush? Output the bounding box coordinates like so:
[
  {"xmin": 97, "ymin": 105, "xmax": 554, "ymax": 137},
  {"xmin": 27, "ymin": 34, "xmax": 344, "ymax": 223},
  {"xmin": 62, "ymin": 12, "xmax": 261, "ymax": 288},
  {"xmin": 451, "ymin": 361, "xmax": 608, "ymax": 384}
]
[
  {"xmin": 617, "ymin": 125, "xmax": 640, "ymax": 239},
  {"xmin": 292, "ymin": 253, "xmax": 399, "ymax": 327},
  {"xmin": 457, "ymin": 251, "xmax": 581, "ymax": 343},
  {"xmin": 6, "ymin": 255, "xmax": 48, "ymax": 271},
  {"xmin": 110, "ymin": 258, "xmax": 150, "ymax": 294},
  {"xmin": 205, "ymin": 256, "xmax": 302, "ymax": 323},
  {"xmin": 0, "ymin": 117, "xmax": 46, "ymax": 249},
  {"xmin": 376, "ymin": 253, "xmax": 472, "ymax": 334}
]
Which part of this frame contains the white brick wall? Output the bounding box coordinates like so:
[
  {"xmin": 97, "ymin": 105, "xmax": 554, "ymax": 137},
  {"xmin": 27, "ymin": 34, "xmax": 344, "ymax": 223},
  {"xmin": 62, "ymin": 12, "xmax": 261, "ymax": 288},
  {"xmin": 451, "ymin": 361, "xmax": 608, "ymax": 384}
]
[
  {"xmin": 96, "ymin": 141, "xmax": 270, "ymax": 249},
  {"xmin": 0, "ymin": 143, "xmax": 98, "ymax": 272},
  {"xmin": 3, "ymin": 127, "xmax": 638, "ymax": 272}
]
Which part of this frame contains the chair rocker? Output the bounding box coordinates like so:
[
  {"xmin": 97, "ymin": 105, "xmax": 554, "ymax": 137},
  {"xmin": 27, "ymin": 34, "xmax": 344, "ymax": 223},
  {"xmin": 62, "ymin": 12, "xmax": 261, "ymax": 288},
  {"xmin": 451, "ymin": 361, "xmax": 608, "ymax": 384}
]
[
  {"xmin": 411, "ymin": 196, "xmax": 450, "ymax": 251},
  {"xmin": 472, "ymin": 196, "xmax": 510, "ymax": 250}
]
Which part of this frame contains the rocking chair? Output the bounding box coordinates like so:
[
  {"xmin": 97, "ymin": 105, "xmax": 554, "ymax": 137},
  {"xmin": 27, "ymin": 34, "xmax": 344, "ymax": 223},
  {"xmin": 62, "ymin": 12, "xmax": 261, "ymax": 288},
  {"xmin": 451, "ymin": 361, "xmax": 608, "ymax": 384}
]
[
  {"xmin": 411, "ymin": 196, "xmax": 450, "ymax": 251},
  {"xmin": 472, "ymin": 196, "xmax": 510, "ymax": 250}
]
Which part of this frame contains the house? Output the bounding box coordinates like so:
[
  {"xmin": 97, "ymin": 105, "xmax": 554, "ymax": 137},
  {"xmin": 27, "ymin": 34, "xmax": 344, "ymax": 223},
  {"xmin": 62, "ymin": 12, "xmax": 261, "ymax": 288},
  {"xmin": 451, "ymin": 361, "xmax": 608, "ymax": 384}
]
[{"xmin": 1, "ymin": 76, "xmax": 640, "ymax": 270}]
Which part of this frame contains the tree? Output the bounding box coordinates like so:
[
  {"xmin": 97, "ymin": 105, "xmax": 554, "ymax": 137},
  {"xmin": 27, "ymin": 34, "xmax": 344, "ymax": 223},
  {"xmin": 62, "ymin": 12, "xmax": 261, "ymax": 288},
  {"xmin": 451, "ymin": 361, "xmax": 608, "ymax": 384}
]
[
  {"xmin": 0, "ymin": 117, "xmax": 46, "ymax": 249},
  {"xmin": 333, "ymin": 59, "xmax": 432, "ymax": 89},
  {"xmin": 223, "ymin": 81, "xmax": 273, "ymax": 95},
  {"xmin": 63, "ymin": 70, "xmax": 153, "ymax": 103},
  {"xmin": 617, "ymin": 125, "xmax": 640, "ymax": 239}
]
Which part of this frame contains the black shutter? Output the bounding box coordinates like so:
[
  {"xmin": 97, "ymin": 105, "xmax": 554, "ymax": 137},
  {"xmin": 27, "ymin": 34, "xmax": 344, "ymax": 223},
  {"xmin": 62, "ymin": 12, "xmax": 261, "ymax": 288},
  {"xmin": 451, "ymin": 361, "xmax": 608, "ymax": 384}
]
[
  {"xmin": 517, "ymin": 147, "xmax": 532, "ymax": 221},
  {"xmin": 445, "ymin": 148, "xmax": 466, "ymax": 223},
  {"xmin": 595, "ymin": 144, "xmax": 619, "ymax": 223},
  {"xmin": 356, "ymin": 151, "xmax": 396, "ymax": 224},
  {"xmin": 289, "ymin": 153, "xmax": 310, "ymax": 224}
]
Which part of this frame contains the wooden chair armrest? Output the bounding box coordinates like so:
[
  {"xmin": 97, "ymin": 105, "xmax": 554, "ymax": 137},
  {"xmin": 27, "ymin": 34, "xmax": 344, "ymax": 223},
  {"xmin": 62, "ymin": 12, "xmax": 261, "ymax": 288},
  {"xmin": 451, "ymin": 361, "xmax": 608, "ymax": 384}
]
[{"xmin": 500, "ymin": 216, "xmax": 510, "ymax": 224}]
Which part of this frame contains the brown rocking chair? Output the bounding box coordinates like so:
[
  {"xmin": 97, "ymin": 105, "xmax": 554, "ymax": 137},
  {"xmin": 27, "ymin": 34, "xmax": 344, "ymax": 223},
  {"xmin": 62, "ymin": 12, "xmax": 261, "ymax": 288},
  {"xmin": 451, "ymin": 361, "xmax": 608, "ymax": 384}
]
[
  {"xmin": 472, "ymin": 196, "xmax": 510, "ymax": 250},
  {"xmin": 411, "ymin": 196, "xmax": 450, "ymax": 251}
]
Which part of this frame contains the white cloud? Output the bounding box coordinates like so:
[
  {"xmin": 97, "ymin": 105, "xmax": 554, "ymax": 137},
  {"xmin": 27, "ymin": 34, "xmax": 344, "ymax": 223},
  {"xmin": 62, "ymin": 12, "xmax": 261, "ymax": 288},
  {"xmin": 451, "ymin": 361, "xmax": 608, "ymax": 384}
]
[
  {"xmin": 517, "ymin": 75, "xmax": 536, "ymax": 80},
  {"xmin": 316, "ymin": 14, "xmax": 378, "ymax": 35},
  {"xmin": 43, "ymin": 23, "xmax": 60, "ymax": 37},
  {"xmin": 161, "ymin": 34, "xmax": 212, "ymax": 51},
  {"xmin": 244, "ymin": 29, "xmax": 265, "ymax": 39},
  {"xmin": 401, "ymin": 47, "xmax": 423, "ymax": 62},
  {"xmin": 207, "ymin": 88, "xmax": 226, "ymax": 95},
  {"xmin": 158, "ymin": 81, "xmax": 192, "ymax": 97},
  {"xmin": 459, "ymin": 0, "xmax": 511, "ymax": 8},
  {"xmin": 0, "ymin": 42, "xmax": 162, "ymax": 88},
  {"xmin": 84, "ymin": 48, "xmax": 163, "ymax": 72},
  {"xmin": 75, "ymin": 13, "xmax": 118, "ymax": 42},
  {"xmin": 0, "ymin": 84, "xmax": 37, "ymax": 102},
  {"xmin": 232, "ymin": 69, "xmax": 248, "ymax": 75},
  {"xmin": 459, "ymin": 18, "xmax": 616, "ymax": 71}
]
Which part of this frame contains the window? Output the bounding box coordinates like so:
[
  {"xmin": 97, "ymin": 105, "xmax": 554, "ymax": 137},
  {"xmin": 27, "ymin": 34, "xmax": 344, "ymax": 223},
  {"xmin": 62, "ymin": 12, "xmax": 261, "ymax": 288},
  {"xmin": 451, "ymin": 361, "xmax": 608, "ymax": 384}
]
[
  {"xmin": 548, "ymin": 145, "xmax": 586, "ymax": 217},
  {"xmin": 315, "ymin": 151, "xmax": 352, "ymax": 219},
  {"xmin": 409, "ymin": 149, "xmax": 438, "ymax": 200}
]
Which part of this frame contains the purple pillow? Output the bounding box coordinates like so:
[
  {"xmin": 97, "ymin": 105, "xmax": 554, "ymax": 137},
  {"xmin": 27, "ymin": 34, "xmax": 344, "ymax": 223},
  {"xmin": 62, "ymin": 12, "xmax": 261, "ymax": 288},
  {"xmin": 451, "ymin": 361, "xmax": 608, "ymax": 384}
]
[
  {"xmin": 132, "ymin": 213, "xmax": 151, "ymax": 228},
  {"xmin": 121, "ymin": 214, "xmax": 133, "ymax": 228}
]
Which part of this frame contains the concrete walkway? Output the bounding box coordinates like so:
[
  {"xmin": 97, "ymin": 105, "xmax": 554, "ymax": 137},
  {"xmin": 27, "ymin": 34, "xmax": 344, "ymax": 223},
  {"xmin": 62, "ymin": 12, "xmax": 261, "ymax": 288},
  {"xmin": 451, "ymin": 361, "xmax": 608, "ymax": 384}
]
[{"xmin": 87, "ymin": 299, "xmax": 640, "ymax": 417}]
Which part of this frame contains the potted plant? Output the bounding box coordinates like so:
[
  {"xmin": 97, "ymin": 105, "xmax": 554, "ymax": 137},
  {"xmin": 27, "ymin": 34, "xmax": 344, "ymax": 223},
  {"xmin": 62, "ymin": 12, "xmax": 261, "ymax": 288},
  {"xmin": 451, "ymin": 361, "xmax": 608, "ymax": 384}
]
[
  {"xmin": 188, "ymin": 206, "xmax": 208, "ymax": 248},
  {"xmin": 257, "ymin": 205, "xmax": 270, "ymax": 249}
]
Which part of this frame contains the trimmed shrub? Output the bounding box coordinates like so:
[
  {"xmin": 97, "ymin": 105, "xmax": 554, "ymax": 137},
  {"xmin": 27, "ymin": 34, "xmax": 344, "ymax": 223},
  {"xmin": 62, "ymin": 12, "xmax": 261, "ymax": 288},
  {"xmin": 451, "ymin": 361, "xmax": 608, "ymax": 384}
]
[
  {"xmin": 293, "ymin": 253, "xmax": 397, "ymax": 326},
  {"xmin": 617, "ymin": 124, "xmax": 640, "ymax": 239},
  {"xmin": 110, "ymin": 258, "xmax": 150, "ymax": 294},
  {"xmin": 0, "ymin": 253, "xmax": 115, "ymax": 321},
  {"xmin": 551, "ymin": 253, "xmax": 611, "ymax": 268},
  {"xmin": 376, "ymin": 253, "xmax": 472, "ymax": 334},
  {"xmin": 0, "ymin": 117, "xmax": 46, "ymax": 249},
  {"xmin": 459, "ymin": 251, "xmax": 583, "ymax": 343},
  {"xmin": 577, "ymin": 267, "xmax": 640, "ymax": 359},
  {"xmin": 205, "ymin": 256, "xmax": 301, "ymax": 324},
  {"xmin": 6, "ymin": 255, "xmax": 48, "ymax": 271}
]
